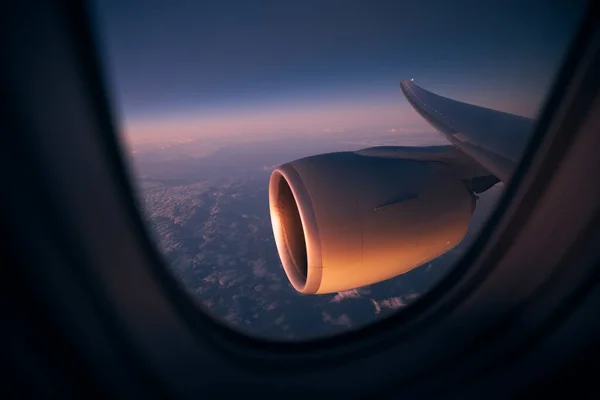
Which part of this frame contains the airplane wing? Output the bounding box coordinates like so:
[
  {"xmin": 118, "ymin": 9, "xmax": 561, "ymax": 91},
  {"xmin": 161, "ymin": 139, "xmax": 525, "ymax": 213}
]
[
  {"xmin": 400, "ymin": 80, "xmax": 534, "ymax": 182},
  {"xmin": 268, "ymin": 81, "xmax": 535, "ymax": 294}
]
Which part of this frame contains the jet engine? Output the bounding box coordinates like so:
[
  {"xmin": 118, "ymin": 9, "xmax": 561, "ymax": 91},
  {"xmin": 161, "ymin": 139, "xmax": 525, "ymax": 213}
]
[{"xmin": 268, "ymin": 147, "xmax": 479, "ymax": 294}]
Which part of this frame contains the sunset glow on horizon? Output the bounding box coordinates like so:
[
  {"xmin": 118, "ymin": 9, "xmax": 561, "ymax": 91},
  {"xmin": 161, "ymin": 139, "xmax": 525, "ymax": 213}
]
[
  {"xmin": 121, "ymin": 84, "xmax": 544, "ymax": 147},
  {"xmin": 122, "ymin": 98, "xmax": 425, "ymax": 145},
  {"xmin": 93, "ymin": 0, "xmax": 583, "ymax": 148}
]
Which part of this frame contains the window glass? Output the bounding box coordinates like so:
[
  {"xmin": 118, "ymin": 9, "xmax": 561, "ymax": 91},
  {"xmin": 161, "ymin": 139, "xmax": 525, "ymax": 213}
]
[{"xmin": 91, "ymin": 0, "xmax": 585, "ymax": 340}]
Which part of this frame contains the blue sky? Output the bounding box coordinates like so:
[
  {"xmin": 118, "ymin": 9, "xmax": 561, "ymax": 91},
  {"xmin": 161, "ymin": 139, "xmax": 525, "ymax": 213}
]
[{"xmin": 91, "ymin": 0, "xmax": 585, "ymax": 145}]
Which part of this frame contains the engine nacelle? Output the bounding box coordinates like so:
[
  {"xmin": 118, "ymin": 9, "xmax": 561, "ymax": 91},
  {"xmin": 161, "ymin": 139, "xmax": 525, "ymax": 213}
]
[{"xmin": 268, "ymin": 149, "xmax": 477, "ymax": 294}]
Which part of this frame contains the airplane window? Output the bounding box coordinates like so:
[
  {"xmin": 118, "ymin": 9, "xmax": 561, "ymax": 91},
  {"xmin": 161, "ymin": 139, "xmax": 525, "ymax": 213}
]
[{"xmin": 90, "ymin": 0, "xmax": 585, "ymax": 340}]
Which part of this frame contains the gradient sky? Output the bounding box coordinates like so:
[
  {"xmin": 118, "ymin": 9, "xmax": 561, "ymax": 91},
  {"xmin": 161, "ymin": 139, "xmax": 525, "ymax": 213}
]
[{"xmin": 91, "ymin": 0, "xmax": 585, "ymax": 146}]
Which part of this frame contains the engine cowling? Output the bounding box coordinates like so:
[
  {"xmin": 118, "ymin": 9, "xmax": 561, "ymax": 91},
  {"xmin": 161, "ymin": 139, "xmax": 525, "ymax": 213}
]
[{"xmin": 268, "ymin": 149, "xmax": 477, "ymax": 294}]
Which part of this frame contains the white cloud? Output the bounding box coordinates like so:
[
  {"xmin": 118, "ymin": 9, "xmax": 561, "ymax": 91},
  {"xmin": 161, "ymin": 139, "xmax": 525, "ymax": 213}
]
[
  {"xmin": 381, "ymin": 297, "xmax": 406, "ymax": 309},
  {"xmin": 330, "ymin": 289, "xmax": 362, "ymax": 303},
  {"xmin": 371, "ymin": 296, "xmax": 408, "ymax": 314}
]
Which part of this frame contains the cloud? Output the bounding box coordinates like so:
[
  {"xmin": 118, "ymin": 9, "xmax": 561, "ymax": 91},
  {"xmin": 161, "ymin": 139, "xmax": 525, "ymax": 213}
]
[
  {"xmin": 371, "ymin": 299, "xmax": 381, "ymax": 314},
  {"xmin": 330, "ymin": 289, "xmax": 362, "ymax": 303},
  {"xmin": 404, "ymin": 293, "xmax": 420, "ymax": 301},
  {"xmin": 223, "ymin": 312, "xmax": 238, "ymax": 324},
  {"xmin": 322, "ymin": 312, "xmax": 352, "ymax": 327},
  {"xmin": 202, "ymin": 269, "xmax": 247, "ymax": 288},
  {"xmin": 251, "ymin": 259, "xmax": 280, "ymax": 282},
  {"xmin": 381, "ymin": 297, "xmax": 406, "ymax": 309},
  {"xmin": 322, "ymin": 126, "xmax": 346, "ymax": 133},
  {"xmin": 371, "ymin": 296, "xmax": 408, "ymax": 314},
  {"xmin": 252, "ymin": 259, "xmax": 268, "ymax": 276},
  {"xmin": 386, "ymin": 127, "xmax": 405, "ymax": 133}
]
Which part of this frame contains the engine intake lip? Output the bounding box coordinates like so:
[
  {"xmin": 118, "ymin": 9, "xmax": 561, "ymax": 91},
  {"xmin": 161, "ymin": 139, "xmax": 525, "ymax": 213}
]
[{"xmin": 269, "ymin": 165, "xmax": 323, "ymax": 294}]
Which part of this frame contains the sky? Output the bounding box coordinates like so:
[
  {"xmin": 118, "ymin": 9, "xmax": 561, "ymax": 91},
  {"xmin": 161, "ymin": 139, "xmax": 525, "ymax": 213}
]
[{"xmin": 91, "ymin": 0, "xmax": 585, "ymax": 147}]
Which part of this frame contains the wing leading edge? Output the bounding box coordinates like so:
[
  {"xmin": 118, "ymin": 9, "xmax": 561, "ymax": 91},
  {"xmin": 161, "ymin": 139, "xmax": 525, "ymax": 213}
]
[{"xmin": 400, "ymin": 80, "xmax": 534, "ymax": 182}]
